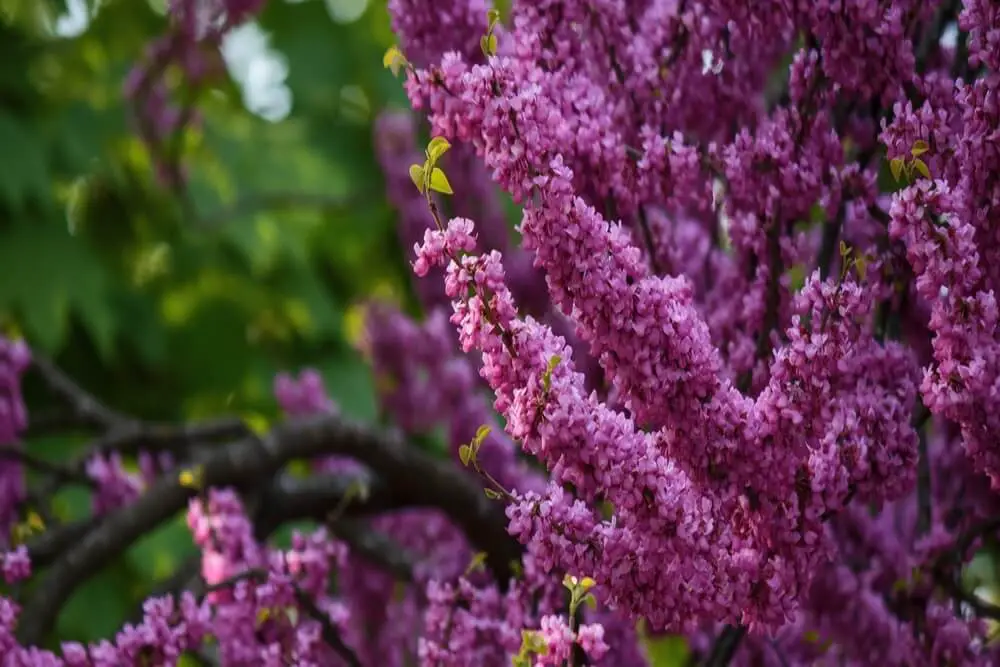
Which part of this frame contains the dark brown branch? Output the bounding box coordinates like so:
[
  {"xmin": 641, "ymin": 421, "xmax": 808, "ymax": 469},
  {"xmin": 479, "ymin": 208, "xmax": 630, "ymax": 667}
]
[
  {"xmin": 84, "ymin": 417, "xmax": 249, "ymax": 460},
  {"xmin": 30, "ymin": 355, "xmax": 131, "ymax": 429},
  {"xmin": 32, "ymin": 417, "xmax": 249, "ymax": 512},
  {"xmin": 253, "ymin": 472, "xmax": 414, "ymax": 579},
  {"xmin": 251, "ymin": 471, "xmax": 395, "ymax": 539},
  {"xmin": 26, "ymin": 517, "xmax": 100, "ymax": 569},
  {"xmin": 0, "ymin": 449, "xmax": 96, "ymax": 488},
  {"xmin": 16, "ymin": 413, "xmax": 519, "ymax": 646},
  {"xmin": 292, "ymin": 585, "xmax": 363, "ymax": 667},
  {"xmin": 195, "ymin": 567, "xmax": 363, "ymax": 667},
  {"xmin": 816, "ymin": 202, "xmax": 846, "ymax": 281},
  {"xmin": 328, "ymin": 519, "xmax": 415, "ymax": 582},
  {"xmin": 915, "ymin": 424, "xmax": 932, "ymax": 537},
  {"xmin": 699, "ymin": 625, "xmax": 747, "ymax": 667}
]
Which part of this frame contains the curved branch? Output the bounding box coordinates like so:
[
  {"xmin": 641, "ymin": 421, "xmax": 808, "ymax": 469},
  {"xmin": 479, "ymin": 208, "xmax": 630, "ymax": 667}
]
[
  {"xmin": 15, "ymin": 413, "xmax": 519, "ymax": 646},
  {"xmin": 30, "ymin": 355, "xmax": 131, "ymax": 429}
]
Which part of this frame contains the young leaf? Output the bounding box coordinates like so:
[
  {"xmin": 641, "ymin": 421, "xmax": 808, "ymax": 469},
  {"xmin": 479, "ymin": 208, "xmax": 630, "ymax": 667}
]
[
  {"xmin": 426, "ymin": 137, "xmax": 452, "ymax": 165},
  {"xmin": 459, "ymin": 443, "xmax": 472, "ymax": 466},
  {"xmin": 912, "ymin": 158, "xmax": 930, "ymax": 180},
  {"xmin": 466, "ymin": 551, "xmax": 488, "ymax": 574},
  {"xmin": 787, "ymin": 264, "xmax": 806, "ymax": 292},
  {"xmin": 484, "ymin": 487, "xmax": 502, "ymax": 500},
  {"xmin": 542, "ymin": 354, "xmax": 561, "ymax": 391},
  {"xmin": 178, "ymin": 466, "xmax": 204, "ymax": 490},
  {"xmin": 409, "ymin": 164, "xmax": 425, "ymax": 193},
  {"xmin": 428, "ymin": 167, "xmax": 453, "ymax": 195},
  {"xmin": 910, "ymin": 139, "xmax": 930, "ymax": 156},
  {"xmin": 382, "ymin": 46, "xmax": 407, "ymax": 77},
  {"xmin": 889, "ymin": 157, "xmax": 905, "ymax": 182},
  {"xmin": 474, "ymin": 424, "xmax": 492, "ymax": 446},
  {"xmin": 345, "ymin": 478, "xmax": 371, "ymax": 503},
  {"xmin": 480, "ymin": 33, "xmax": 498, "ymax": 56},
  {"xmin": 854, "ymin": 254, "xmax": 868, "ymax": 281},
  {"xmin": 487, "ymin": 8, "xmax": 500, "ymax": 29},
  {"xmin": 26, "ymin": 510, "xmax": 44, "ymax": 533}
]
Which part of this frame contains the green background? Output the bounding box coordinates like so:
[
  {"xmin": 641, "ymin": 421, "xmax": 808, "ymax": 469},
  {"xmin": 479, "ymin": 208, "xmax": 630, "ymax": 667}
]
[{"xmin": 0, "ymin": 0, "xmax": 417, "ymax": 648}]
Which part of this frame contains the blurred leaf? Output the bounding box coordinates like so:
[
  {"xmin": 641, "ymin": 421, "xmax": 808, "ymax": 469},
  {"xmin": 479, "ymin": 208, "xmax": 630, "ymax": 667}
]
[
  {"xmin": 127, "ymin": 514, "xmax": 198, "ymax": 583},
  {"xmin": 643, "ymin": 634, "xmax": 690, "ymax": 667},
  {"xmin": 55, "ymin": 558, "xmax": 135, "ymax": 643},
  {"xmin": 0, "ymin": 112, "xmax": 51, "ymax": 212},
  {"xmin": 317, "ymin": 354, "xmax": 377, "ymax": 421},
  {"xmin": 0, "ymin": 222, "xmax": 114, "ymax": 352}
]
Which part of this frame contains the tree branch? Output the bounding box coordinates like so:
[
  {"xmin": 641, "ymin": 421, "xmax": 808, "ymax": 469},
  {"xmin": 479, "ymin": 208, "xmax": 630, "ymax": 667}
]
[
  {"xmin": 0, "ymin": 449, "xmax": 96, "ymax": 488},
  {"xmin": 30, "ymin": 355, "xmax": 132, "ymax": 429},
  {"xmin": 251, "ymin": 471, "xmax": 395, "ymax": 539},
  {"xmin": 699, "ymin": 625, "xmax": 747, "ymax": 667},
  {"xmin": 327, "ymin": 518, "xmax": 415, "ymax": 583},
  {"xmin": 15, "ymin": 413, "xmax": 520, "ymax": 646}
]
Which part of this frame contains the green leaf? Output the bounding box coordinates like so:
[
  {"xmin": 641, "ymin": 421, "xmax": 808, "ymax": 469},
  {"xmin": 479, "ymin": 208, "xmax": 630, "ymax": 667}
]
[
  {"xmin": 912, "ymin": 157, "xmax": 930, "ymax": 180},
  {"xmin": 0, "ymin": 111, "xmax": 51, "ymax": 213},
  {"xmin": 484, "ymin": 487, "xmax": 502, "ymax": 500},
  {"xmin": 889, "ymin": 157, "xmax": 905, "ymax": 183},
  {"xmin": 465, "ymin": 551, "xmax": 488, "ymax": 575},
  {"xmin": 126, "ymin": 515, "xmax": 198, "ymax": 583},
  {"xmin": 55, "ymin": 556, "xmax": 135, "ymax": 642},
  {"xmin": 854, "ymin": 254, "xmax": 868, "ymax": 281},
  {"xmin": 480, "ymin": 33, "xmax": 498, "ymax": 57},
  {"xmin": 910, "ymin": 139, "xmax": 929, "ymax": 157},
  {"xmin": 0, "ymin": 222, "xmax": 114, "ymax": 352},
  {"xmin": 428, "ymin": 167, "xmax": 453, "ymax": 195},
  {"xmin": 642, "ymin": 634, "xmax": 690, "ymax": 667},
  {"xmin": 382, "ymin": 45, "xmax": 407, "ymax": 76},
  {"xmin": 459, "ymin": 443, "xmax": 472, "ymax": 466},
  {"xmin": 409, "ymin": 164, "xmax": 425, "ymax": 193},
  {"xmin": 317, "ymin": 355, "xmax": 378, "ymax": 422},
  {"xmin": 542, "ymin": 354, "xmax": 561, "ymax": 391},
  {"xmin": 426, "ymin": 136, "xmax": 451, "ymax": 165},
  {"xmin": 787, "ymin": 264, "xmax": 806, "ymax": 292},
  {"xmin": 473, "ymin": 424, "xmax": 492, "ymax": 448}
]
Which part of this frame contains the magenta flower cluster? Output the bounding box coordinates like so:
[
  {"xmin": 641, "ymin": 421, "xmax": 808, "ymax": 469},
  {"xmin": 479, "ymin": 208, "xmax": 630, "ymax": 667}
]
[{"xmin": 2, "ymin": 0, "xmax": 1000, "ymax": 665}]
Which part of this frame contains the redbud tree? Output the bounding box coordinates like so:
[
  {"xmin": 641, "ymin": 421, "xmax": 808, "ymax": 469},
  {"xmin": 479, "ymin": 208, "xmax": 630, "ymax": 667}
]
[{"xmin": 1, "ymin": 0, "xmax": 999, "ymax": 665}]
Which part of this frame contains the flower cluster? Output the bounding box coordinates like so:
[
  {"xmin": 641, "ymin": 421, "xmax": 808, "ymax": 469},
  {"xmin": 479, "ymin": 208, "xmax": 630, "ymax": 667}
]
[{"xmin": 1, "ymin": 0, "xmax": 1000, "ymax": 665}]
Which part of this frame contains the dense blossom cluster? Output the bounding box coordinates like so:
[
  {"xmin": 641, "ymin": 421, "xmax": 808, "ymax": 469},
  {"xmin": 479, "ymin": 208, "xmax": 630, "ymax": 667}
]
[
  {"xmin": 0, "ymin": 337, "xmax": 30, "ymax": 545},
  {"xmin": 0, "ymin": 0, "xmax": 999, "ymax": 665}
]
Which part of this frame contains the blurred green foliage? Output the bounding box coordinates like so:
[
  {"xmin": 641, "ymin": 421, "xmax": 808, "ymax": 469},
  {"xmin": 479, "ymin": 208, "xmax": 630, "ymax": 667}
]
[{"xmin": 0, "ymin": 0, "xmax": 416, "ymax": 645}]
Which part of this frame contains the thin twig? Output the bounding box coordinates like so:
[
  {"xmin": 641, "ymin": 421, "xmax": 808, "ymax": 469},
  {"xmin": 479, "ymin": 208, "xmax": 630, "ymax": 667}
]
[
  {"xmin": 292, "ymin": 586, "xmax": 363, "ymax": 667},
  {"xmin": 699, "ymin": 625, "xmax": 747, "ymax": 667}
]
